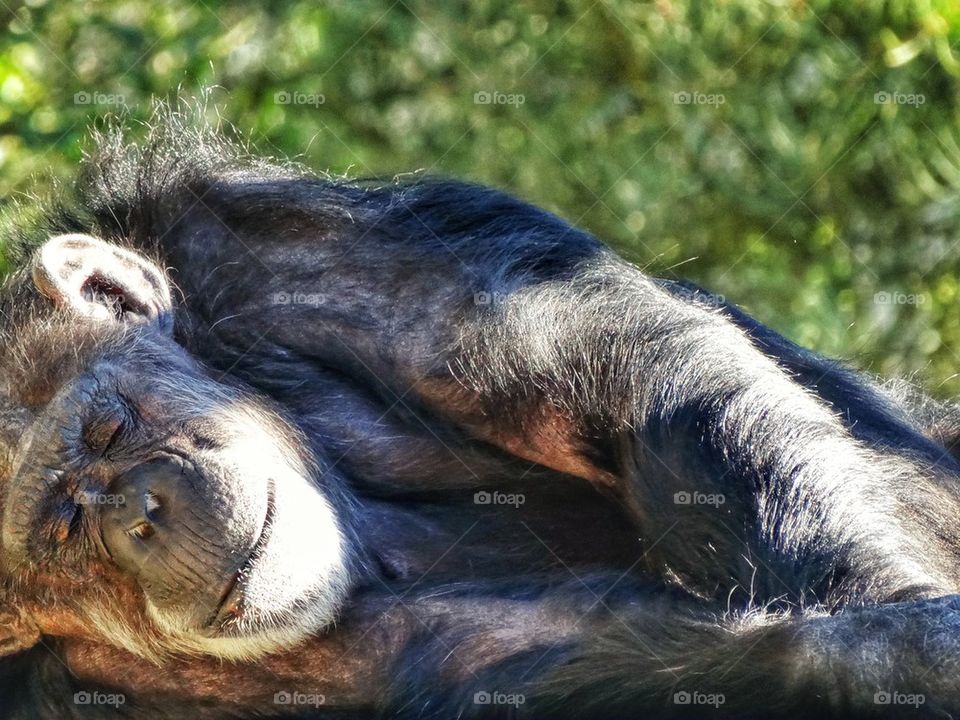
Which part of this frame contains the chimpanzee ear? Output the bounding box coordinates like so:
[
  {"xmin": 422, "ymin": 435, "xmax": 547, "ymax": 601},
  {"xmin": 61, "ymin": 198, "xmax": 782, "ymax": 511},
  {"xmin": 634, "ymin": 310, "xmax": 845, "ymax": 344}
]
[{"xmin": 31, "ymin": 234, "xmax": 173, "ymax": 333}]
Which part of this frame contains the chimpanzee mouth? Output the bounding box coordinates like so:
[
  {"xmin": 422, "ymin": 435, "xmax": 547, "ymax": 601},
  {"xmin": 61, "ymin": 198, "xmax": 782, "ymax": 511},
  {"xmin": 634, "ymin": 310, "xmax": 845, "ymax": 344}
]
[
  {"xmin": 204, "ymin": 477, "xmax": 277, "ymax": 634},
  {"xmin": 144, "ymin": 445, "xmax": 351, "ymax": 658}
]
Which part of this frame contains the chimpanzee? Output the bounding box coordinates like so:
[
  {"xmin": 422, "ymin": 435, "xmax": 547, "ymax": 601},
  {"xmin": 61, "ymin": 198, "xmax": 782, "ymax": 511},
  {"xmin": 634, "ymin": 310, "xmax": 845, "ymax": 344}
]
[{"xmin": 2, "ymin": 109, "xmax": 960, "ymax": 719}]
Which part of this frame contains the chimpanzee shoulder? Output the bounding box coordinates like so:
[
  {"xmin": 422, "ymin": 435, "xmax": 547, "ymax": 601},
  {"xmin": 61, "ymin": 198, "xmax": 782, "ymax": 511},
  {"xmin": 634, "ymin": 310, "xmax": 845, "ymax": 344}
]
[{"xmin": 4, "ymin": 112, "xmax": 602, "ymax": 290}]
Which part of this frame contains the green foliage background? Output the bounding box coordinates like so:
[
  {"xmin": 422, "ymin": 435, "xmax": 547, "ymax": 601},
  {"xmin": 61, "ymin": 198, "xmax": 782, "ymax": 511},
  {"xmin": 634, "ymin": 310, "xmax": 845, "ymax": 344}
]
[{"xmin": 2, "ymin": 0, "xmax": 960, "ymax": 393}]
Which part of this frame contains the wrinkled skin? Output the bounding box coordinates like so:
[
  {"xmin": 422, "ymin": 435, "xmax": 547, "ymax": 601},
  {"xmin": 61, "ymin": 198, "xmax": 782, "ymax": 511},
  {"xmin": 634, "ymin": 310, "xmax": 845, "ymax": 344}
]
[{"xmin": 3, "ymin": 119, "xmax": 960, "ymax": 718}]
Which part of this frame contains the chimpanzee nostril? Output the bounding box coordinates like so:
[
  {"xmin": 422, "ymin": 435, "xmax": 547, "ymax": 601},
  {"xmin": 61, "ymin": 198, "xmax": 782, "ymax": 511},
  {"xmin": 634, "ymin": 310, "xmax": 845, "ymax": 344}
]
[{"xmin": 144, "ymin": 490, "xmax": 162, "ymax": 518}]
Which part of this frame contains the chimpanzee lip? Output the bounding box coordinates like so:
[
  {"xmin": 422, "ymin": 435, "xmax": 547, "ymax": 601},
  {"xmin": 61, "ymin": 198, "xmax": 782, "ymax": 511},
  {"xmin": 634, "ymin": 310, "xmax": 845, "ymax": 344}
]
[{"xmin": 204, "ymin": 476, "xmax": 277, "ymax": 633}]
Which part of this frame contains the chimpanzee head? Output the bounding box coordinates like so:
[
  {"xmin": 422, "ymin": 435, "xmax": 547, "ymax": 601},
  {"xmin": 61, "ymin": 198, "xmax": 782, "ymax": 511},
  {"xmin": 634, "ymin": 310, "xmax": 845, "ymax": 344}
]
[{"xmin": 0, "ymin": 233, "xmax": 352, "ymax": 661}]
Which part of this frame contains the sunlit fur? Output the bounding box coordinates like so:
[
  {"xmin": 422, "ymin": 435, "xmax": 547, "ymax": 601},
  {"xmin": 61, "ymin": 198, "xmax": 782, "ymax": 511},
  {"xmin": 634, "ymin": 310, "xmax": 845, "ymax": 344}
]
[{"xmin": 4, "ymin": 104, "xmax": 960, "ymax": 718}]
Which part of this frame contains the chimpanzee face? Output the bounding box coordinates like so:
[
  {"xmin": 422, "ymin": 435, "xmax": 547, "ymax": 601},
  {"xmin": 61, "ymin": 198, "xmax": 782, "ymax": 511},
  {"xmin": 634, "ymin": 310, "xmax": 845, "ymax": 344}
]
[{"xmin": 0, "ymin": 234, "xmax": 352, "ymax": 661}]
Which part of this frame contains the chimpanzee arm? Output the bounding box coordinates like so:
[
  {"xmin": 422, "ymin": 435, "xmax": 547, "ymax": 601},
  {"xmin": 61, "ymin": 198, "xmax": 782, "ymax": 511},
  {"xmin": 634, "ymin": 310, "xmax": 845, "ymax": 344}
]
[
  {"xmin": 662, "ymin": 279, "xmax": 960, "ymax": 466},
  {"xmin": 387, "ymin": 587, "xmax": 960, "ymax": 720},
  {"xmin": 132, "ymin": 175, "xmax": 960, "ymax": 603},
  {"xmin": 422, "ymin": 255, "xmax": 960, "ymax": 600},
  {"xmin": 12, "ymin": 580, "xmax": 960, "ymax": 719}
]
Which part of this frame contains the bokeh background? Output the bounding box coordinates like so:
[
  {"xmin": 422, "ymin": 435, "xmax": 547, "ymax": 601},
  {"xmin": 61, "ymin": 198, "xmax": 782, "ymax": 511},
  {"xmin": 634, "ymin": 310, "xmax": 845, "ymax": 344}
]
[{"xmin": 2, "ymin": 1, "xmax": 960, "ymax": 393}]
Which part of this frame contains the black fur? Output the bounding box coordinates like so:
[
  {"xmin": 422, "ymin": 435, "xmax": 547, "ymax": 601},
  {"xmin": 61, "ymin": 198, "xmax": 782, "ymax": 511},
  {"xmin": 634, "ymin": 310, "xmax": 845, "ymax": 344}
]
[{"xmin": 3, "ymin": 107, "xmax": 960, "ymax": 718}]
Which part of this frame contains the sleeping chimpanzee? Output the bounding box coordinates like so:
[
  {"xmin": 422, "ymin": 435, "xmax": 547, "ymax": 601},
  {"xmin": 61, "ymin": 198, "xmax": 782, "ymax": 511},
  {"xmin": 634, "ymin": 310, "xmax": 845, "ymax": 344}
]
[{"xmin": 2, "ymin": 111, "xmax": 960, "ymax": 719}]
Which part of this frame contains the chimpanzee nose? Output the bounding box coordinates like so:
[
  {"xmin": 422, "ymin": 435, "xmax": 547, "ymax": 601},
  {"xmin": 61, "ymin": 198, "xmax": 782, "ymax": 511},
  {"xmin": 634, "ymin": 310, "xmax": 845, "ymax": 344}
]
[
  {"xmin": 101, "ymin": 457, "xmax": 189, "ymax": 572},
  {"xmin": 99, "ymin": 453, "xmax": 263, "ymax": 625}
]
